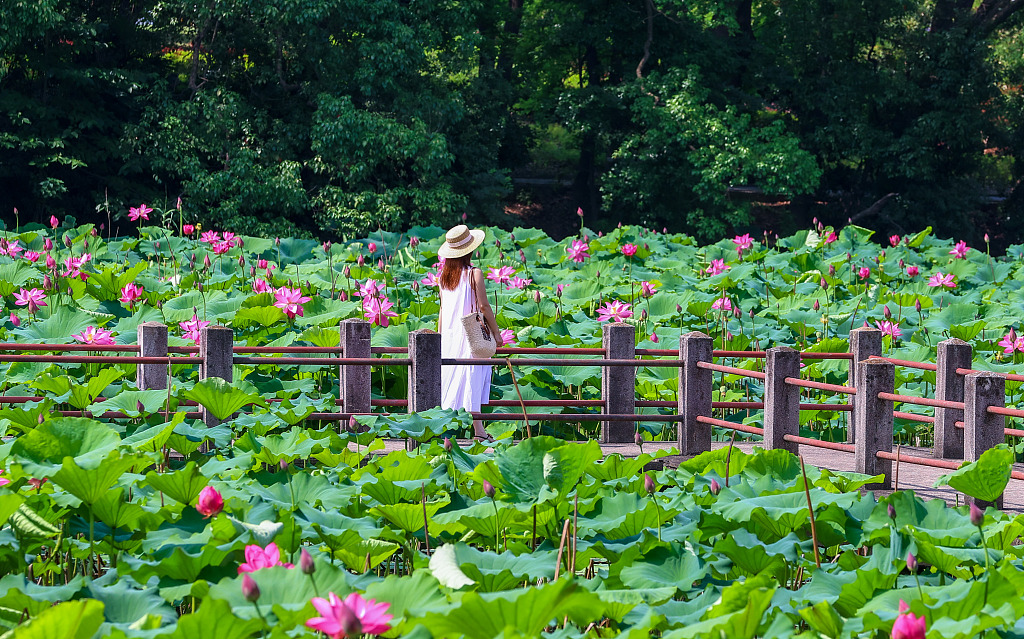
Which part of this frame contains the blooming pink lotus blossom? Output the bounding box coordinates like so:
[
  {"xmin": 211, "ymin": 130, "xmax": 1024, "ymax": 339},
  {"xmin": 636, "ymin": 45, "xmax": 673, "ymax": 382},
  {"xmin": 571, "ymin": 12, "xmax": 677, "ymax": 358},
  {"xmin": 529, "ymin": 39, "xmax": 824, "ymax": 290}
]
[
  {"xmin": 711, "ymin": 297, "xmax": 733, "ymax": 311},
  {"xmin": 733, "ymin": 234, "xmax": 753, "ymax": 251},
  {"xmin": 50, "ymin": 215, "xmax": 59, "ymax": 229},
  {"xmin": 640, "ymin": 281, "xmax": 657, "ymax": 298},
  {"xmin": 62, "ymin": 254, "xmax": 91, "ymax": 280},
  {"xmin": 221, "ymin": 232, "xmax": 240, "ymax": 247},
  {"xmin": 998, "ymin": 332, "xmax": 1024, "ymax": 354},
  {"xmin": 0, "ymin": 239, "xmax": 24, "ymax": 258},
  {"xmin": 500, "ymin": 328, "xmax": 516, "ymax": 346},
  {"xmin": 506, "ymin": 276, "xmax": 532, "ymax": 290},
  {"xmin": 949, "ymin": 240, "xmax": 969, "ymax": 259},
  {"xmin": 0, "ymin": 470, "xmax": 8, "ymax": 487},
  {"xmin": 196, "ymin": 485, "xmax": 224, "ymax": 518},
  {"xmin": 72, "ymin": 326, "xmax": 115, "ymax": 346},
  {"xmin": 705, "ymin": 259, "xmax": 729, "ymax": 276},
  {"xmin": 487, "ymin": 266, "xmax": 516, "ymax": 284},
  {"xmin": 566, "ymin": 240, "xmax": 590, "ymax": 263},
  {"xmin": 23, "ymin": 251, "xmax": 39, "ymax": 263},
  {"xmin": 858, "ymin": 266, "xmax": 870, "ymax": 279},
  {"xmin": 362, "ymin": 296, "xmax": 399, "ymax": 327},
  {"xmin": 14, "ymin": 288, "xmax": 46, "ymax": 314},
  {"xmin": 274, "ymin": 286, "xmax": 312, "ymax": 319},
  {"xmin": 889, "ymin": 235, "xmax": 901, "ymax": 247},
  {"xmin": 928, "ymin": 271, "xmax": 956, "ymax": 288},
  {"xmin": 419, "ymin": 272, "xmax": 437, "ymax": 287},
  {"xmin": 875, "ymin": 320, "xmax": 902, "ymax": 340},
  {"xmin": 257, "ymin": 259, "xmax": 268, "ymax": 269},
  {"xmin": 906, "ymin": 266, "xmax": 919, "ymax": 277},
  {"xmin": 182, "ymin": 224, "xmax": 195, "ymax": 235},
  {"xmin": 252, "ymin": 279, "xmax": 272, "ymax": 294},
  {"xmin": 211, "ymin": 240, "xmax": 233, "ymax": 255},
  {"xmin": 891, "ymin": 600, "xmax": 926, "ymax": 639},
  {"xmin": 621, "ymin": 244, "xmax": 638, "ymax": 257},
  {"xmin": 596, "ymin": 300, "xmax": 633, "ymax": 322},
  {"xmin": 306, "ymin": 592, "xmax": 393, "ymax": 639},
  {"xmin": 823, "ymin": 231, "xmax": 837, "ymax": 244},
  {"xmin": 238, "ymin": 542, "xmax": 293, "ymax": 574},
  {"xmin": 128, "ymin": 204, "xmax": 152, "ymax": 221},
  {"xmin": 180, "ymin": 314, "xmax": 211, "ymax": 345},
  {"xmin": 358, "ymin": 279, "xmax": 385, "ymax": 299},
  {"xmin": 119, "ymin": 282, "xmax": 144, "ymax": 307},
  {"xmin": 200, "ymin": 230, "xmax": 220, "ymax": 244}
]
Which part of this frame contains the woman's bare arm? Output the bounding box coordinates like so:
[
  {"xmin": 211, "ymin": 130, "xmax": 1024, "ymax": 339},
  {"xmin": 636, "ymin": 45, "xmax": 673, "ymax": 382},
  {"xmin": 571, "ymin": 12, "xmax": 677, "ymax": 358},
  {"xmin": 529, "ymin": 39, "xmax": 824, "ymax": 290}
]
[{"xmin": 473, "ymin": 269, "xmax": 503, "ymax": 347}]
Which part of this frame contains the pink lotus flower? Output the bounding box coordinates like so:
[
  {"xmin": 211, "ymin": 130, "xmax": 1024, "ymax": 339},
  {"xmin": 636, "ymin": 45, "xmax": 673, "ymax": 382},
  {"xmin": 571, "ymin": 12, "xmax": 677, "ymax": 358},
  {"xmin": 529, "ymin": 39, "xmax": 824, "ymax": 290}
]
[
  {"xmin": 858, "ymin": 266, "xmax": 870, "ymax": 279},
  {"xmin": 500, "ymin": 328, "xmax": 516, "ymax": 346},
  {"xmin": 180, "ymin": 314, "xmax": 211, "ymax": 345},
  {"xmin": 875, "ymin": 320, "xmax": 902, "ymax": 340},
  {"xmin": 705, "ymin": 259, "xmax": 729, "ymax": 276},
  {"xmin": 128, "ymin": 204, "xmax": 152, "ymax": 221},
  {"xmin": 182, "ymin": 224, "xmax": 195, "ymax": 235},
  {"xmin": 358, "ymin": 279, "xmax": 385, "ymax": 299},
  {"xmin": 596, "ymin": 300, "xmax": 633, "ymax": 322},
  {"xmin": 487, "ymin": 266, "xmax": 516, "ymax": 284},
  {"xmin": 949, "ymin": 240, "xmax": 969, "ymax": 259},
  {"xmin": 257, "ymin": 259, "xmax": 268, "ymax": 270},
  {"xmin": 368, "ymin": 242, "xmax": 377, "ymax": 254},
  {"xmin": 928, "ymin": 271, "xmax": 956, "ymax": 288},
  {"xmin": 906, "ymin": 266, "xmax": 919, "ymax": 277},
  {"xmin": 23, "ymin": 251, "xmax": 39, "ymax": 263},
  {"xmin": 200, "ymin": 230, "xmax": 220, "ymax": 244},
  {"xmin": 998, "ymin": 332, "xmax": 1024, "ymax": 354},
  {"xmin": 306, "ymin": 592, "xmax": 393, "ymax": 639},
  {"xmin": 823, "ymin": 231, "xmax": 837, "ymax": 244},
  {"xmin": 640, "ymin": 281, "xmax": 657, "ymax": 298},
  {"xmin": 252, "ymin": 279, "xmax": 272, "ymax": 294},
  {"xmin": 419, "ymin": 272, "xmax": 437, "ymax": 287},
  {"xmin": 14, "ymin": 288, "xmax": 46, "ymax": 314},
  {"xmin": 621, "ymin": 244, "xmax": 638, "ymax": 257},
  {"xmin": 0, "ymin": 239, "xmax": 24, "ymax": 258},
  {"xmin": 363, "ymin": 296, "xmax": 399, "ymax": 327},
  {"xmin": 889, "ymin": 235, "xmax": 901, "ymax": 247},
  {"xmin": 62, "ymin": 254, "xmax": 91, "ymax": 280},
  {"xmin": 892, "ymin": 600, "xmax": 926, "ymax": 639},
  {"xmin": 44, "ymin": 238, "xmax": 53, "ymax": 251},
  {"xmin": 45, "ymin": 253, "xmax": 55, "ymax": 269},
  {"xmin": 10, "ymin": 313, "xmax": 19, "ymax": 328},
  {"xmin": 556, "ymin": 283, "xmax": 566, "ymax": 297},
  {"xmin": 274, "ymin": 286, "xmax": 312, "ymax": 319},
  {"xmin": 566, "ymin": 240, "xmax": 590, "ymax": 263},
  {"xmin": 196, "ymin": 485, "xmax": 224, "ymax": 518},
  {"xmin": 711, "ymin": 297, "xmax": 733, "ymax": 311},
  {"xmin": 119, "ymin": 282, "xmax": 144, "ymax": 306},
  {"xmin": 238, "ymin": 542, "xmax": 293, "ymax": 574},
  {"xmin": 49, "ymin": 215, "xmax": 59, "ymax": 229},
  {"xmin": 506, "ymin": 276, "xmax": 532, "ymax": 290},
  {"xmin": 733, "ymin": 234, "xmax": 753, "ymax": 251},
  {"xmin": 650, "ymin": 331, "xmax": 659, "ymax": 343},
  {"xmin": 211, "ymin": 240, "xmax": 233, "ymax": 255},
  {"xmin": 221, "ymin": 232, "xmax": 240, "ymax": 247},
  {"xmin": 72, "ymin": 326, "xmax": 115, "ymax": 346}
]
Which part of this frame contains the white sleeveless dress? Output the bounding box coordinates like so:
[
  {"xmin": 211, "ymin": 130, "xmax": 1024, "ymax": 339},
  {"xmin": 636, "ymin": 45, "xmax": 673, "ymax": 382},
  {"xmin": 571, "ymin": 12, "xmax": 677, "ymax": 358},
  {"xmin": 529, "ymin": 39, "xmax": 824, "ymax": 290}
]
[{"xmin": 440, "ymin": 267, "xmax": 492, "ymax": 412}]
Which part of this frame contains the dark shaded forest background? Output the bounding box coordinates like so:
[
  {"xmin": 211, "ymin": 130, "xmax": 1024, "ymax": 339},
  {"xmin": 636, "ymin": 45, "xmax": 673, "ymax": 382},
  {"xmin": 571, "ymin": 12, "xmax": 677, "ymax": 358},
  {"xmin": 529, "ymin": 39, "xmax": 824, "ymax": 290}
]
[{"xmin": 2, "ymin": 0, "xmax": 1023, "ymax": 245}]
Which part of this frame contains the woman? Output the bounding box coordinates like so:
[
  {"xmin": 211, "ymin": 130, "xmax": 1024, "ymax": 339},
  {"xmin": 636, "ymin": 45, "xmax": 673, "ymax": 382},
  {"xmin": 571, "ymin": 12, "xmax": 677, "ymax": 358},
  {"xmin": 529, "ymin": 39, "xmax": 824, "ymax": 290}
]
[{"xmin": 437, "ymin": 224, "xmax": 503, "ymax": 440}]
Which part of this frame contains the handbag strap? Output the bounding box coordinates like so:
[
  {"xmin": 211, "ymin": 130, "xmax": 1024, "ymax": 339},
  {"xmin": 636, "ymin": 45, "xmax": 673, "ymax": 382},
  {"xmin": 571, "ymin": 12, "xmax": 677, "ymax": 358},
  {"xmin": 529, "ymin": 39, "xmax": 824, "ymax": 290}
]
[{"xmin": 468, "ymin": 267, "xmax": 480, "ymax": 314}]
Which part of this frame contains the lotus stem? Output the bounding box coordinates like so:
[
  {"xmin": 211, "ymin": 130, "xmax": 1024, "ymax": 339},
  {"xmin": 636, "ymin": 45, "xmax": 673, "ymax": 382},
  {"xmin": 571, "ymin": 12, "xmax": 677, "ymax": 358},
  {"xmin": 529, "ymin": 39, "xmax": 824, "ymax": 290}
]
[{"xmin": 799, "ymin": 455, "xmax": 821, "ymax": 568}]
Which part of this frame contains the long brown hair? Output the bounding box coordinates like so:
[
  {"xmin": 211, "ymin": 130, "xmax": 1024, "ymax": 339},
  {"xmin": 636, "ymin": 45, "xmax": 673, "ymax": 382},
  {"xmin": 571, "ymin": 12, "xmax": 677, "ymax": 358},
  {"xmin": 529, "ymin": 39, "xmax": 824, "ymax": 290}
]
[{"xmin": 439, "ymin": 254, "xmax": 472, "ymax": 291}]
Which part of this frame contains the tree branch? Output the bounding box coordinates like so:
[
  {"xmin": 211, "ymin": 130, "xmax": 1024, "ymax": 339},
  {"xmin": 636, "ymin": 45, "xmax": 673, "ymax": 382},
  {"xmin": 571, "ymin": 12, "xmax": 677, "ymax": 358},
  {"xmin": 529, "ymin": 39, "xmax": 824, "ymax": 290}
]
[
  {"xmin": 635, "ymin": 0, "xmax": 653, "ymax": 79},
  {"xmin": 849, "ymin": 192, "xmax": 899, "ymax": 224}
]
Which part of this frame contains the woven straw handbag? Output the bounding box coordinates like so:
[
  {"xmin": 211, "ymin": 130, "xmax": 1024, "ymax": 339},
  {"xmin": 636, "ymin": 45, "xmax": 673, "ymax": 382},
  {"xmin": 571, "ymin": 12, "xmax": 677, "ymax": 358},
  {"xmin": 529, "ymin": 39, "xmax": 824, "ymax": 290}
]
[{"xmin": 460, "ymin": 269, "xmax": 496, "ymax": 359}]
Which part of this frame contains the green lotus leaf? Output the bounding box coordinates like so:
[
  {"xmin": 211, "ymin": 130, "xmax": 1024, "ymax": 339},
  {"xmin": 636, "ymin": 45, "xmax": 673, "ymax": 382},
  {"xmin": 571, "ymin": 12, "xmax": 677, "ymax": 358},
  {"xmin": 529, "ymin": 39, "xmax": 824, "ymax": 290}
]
[
  {"xmin": 11, "ymin": 418, "xmax": 120, "ymax": 474},
  {"xmin": 13, "ymin": 306, "xmax": 103, "ymax": 343},
  {"xmin": 183, "ymin": 378, "xmax": 268, "ymax": 421},
  {"xmin": 493, "ymin": 436, "xmax": 602, "ymax": 505},
  {"xmin": 50, "ymin": 452, "xmax": 148, "ymax": 506},
  {"xmin": 87, "ymin": 389, "xmax": 169, "ymax": 418},
  {"xmin": 87, "ymin": 570, "xmax": 178, "ymax": 627},
  {"xmin": 206, "ymin": 561, "xmax": 354, "ymax": 618},
  {"xmin": 618, "ymin": 544, "xmax": 707, "ymax": 593},
  {"xmin": 3, "ymin": 599, "xmax": 105, "ymax": 639},
  {"xmin": 0, "ymin": 493, "xmax": 26, "ymax": 528},
  {"xmin": 938, "ymin": 445, "xmax": 1013, "ymax": 504},
  {"xmin": 429, "ymin": 543, "xmax": 558, "ymax": 591},
  {"xmin": 145, "ymin": 462, "xmax": 208, "ymax": 506}
]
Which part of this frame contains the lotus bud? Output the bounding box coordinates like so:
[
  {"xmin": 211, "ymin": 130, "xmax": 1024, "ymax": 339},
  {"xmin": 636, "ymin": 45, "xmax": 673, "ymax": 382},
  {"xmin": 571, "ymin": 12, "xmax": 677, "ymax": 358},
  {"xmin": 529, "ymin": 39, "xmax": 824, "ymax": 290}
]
[
  {"xmin": 598, "ymin": 232, "xmax": 603, "ymax": 237},
  {"xmin": 641, "ymin": 309, "xmax": 648, "ymax": 321},
  {"xmin": 136, "ymin": 400, "xmax": 145, "ymax": 414},
  {"xmin": 378, "ymin": 258, "xmax": 385, "ymax": 270},
  {"xmin": 461, "ymin": 212, "xmax": 467, "ymax": 221},
  {"xmin": 710, "ymin": 478, "xmax": 721, "ymax": 495},
  {"xmin": 444, "ymin": 436, "xmax": 452, "ymax": 452},
  {"xmin": 241, "ymin": 574, "xmax": 260, "ymax": 602},
  {"xmin": 899, "ymin": 259, "xmax": 905, "ymax": 268},
  {"xmin": 577, "ymin": 207, "xmax": 584, "ymax": 217},
  {"xmin": 238, "ymin": 255, "xmax": 245, "ymax": 267},
  {"xmin": 250, "ymin": 266, "xmax": 256, "ymax": 277},
  {"xmin": 483, "ymin": 480, "xmax": 495, "ymax": 499},
  {"xmin": 846, "ymin": 252, "xmax": 852, "ymax": 262},
  {"xmin": 323, "ymin": 241, "xmax": 332, "ymax": 253},
  {"xmin": 38, "ymin": 413, "xmax": 44, "ymax": 424},
  {"xmin": 644, "ymin": 243, "xmax": 649, "ymax": 251},
  {"xmin": 64, "ymin": 235, "xmax": 72, "ymax": 248},
  {"xmin": 238, "ymin": 238, "xmax": 245, "ymax": 248},
  {"xmin": 1010, "ymin": 327, "xmax": 1018, "ymax": 342},
  {"xmin": 410, "ymin": 236, "xmax": 420, "ymax": 248},
  {"xmin": 915, "ymin": 298, "xmax": 922, "ymax": 313},
  {"xmin": 91, "ymin": 228, "xmax": 98, "ymax": 237},
  {"xmin": 584, "ymin": 234, "xmax": 590, "ymax": 242},
  {"xmin": 258, "ymin": 259, "xmax": 268, "ymax": 269},
  {"xmin": 519, "ymin": 249, "xmax": 526, "ymax": 263},
  {"xmin": 650, "ymin": 332, "xmax": 659, "ymax": 343},
  {"xmin": 50, "ymin": 215, "xmax": 59, "ymax": 229},
  {"xmin": 287, "ymin": 279, "xmax": 292, "ymax": 288},
  {"xmin": 888, "ymin": 503, "xmax": 896, "ymax": 519},
  {"xmin": 726, "ymin": 331, "xmax": 734, "ymax": 341},
  {"xmin": 813, "ymin": 217, "xmax": 818, "ymax": 226},
  {"xmin": 197, "ymin": 282, "xmax": 204, "ymax": 292},
  {"xmin": 634, "ymin": 431, "xmax": 643, "ymax": 447},
  {"xmin": 339, "ymin": 291, "xmax": 348, "ymax": 301},
  {"xmin": 300, "ymin": 548, "xmax": 315, "ymax": 575},
  {"xmin": 44, "ymin": 238, "xmax": 53, "ymax": 251},
  {"xmin": 534, "ymin": 290, "xmax": 541, "ymax": 304},
  {"xmin": 813, "ymin": 300, "xmax": 820, "ymax": 311},
  {"xmin": 67, "ymin": 286, "xmax": 72, "ymax": 296},
  {"xmin": 662, "ymin": 227, "xmax": 667, "ymax": 233},
  {"xmin": 617, "ymin": 222, "xmax": 622, "ymax": 228},
  {"xmin": 196, "ymin": 485, "xmax": 224, "ymax": 517},
  {"xmin": 906, "ymin": 552, "xmax": 917, "ymax": 572},
  {"xmin": 970, "ymin": 501, "xmax": 984, "ymax": 527},
  {"xmin": 596, "ymin": 271, "xmax": 600, "ymax": 278},
  {"xmin": 749, "ymin": 309, "xmax": 755, "ymax": 319},
  {"xmin": 348, "ymin": 416, "xmax": 359, "ymax": 432},
  {"xmin": 275, "ymin": 237, "xmax": 280, "ymax": 247},
  {"xmin": 644, "ymin": 473, "xmax": 655, "ymax": 495},
  {"xmin": 412, "ymin": 281, "xmax": 420, "ymax": 293},
  {"xmin": 510, "ymin": 233, "xmax": 515, "ymax": 242},
  {"xmin": 820, "ymin": 278, "xmax": 827, "ymax": 289},
  {"xmin": 357, "ymin": 255, "xmax": 365, "ymax": 267},
  {"xmin": 884, "ymin": 305, "xmax": 892, "ymax": 319},
  {"xmin": 43, "ymin": 274, "xmax": 51, "ymax": 290},
  {"xmin": 203, "ymin": 254, "xmax": 211, "ymax": 268},
  {"xmin": 10, "ymin": 313, "xmax": 19, "ymax": 327},
  {"xmin": 279, "ymin": 459, "xmax": 289, "ymax": 471},
  {"xmin": 676, "ymin": 304, "xmax": 683, "ymax": 314},
  {"xmin": 190, "ymin": 253, "xmax": 197, "ymax": 265},
  {"xmin": 829, "ymin": 264, "xmax": 836, "ymax": 277}
]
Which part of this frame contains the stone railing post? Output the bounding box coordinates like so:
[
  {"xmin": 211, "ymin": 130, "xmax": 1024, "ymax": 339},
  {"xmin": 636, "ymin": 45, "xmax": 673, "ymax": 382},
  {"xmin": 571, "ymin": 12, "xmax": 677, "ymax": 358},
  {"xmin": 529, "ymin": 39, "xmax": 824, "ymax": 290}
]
[
  {"xmin": 408, "ymin": 329, "xmax": 441, "ymax": 413},
  {"xmin": 678, "ymin": 331, "xmax": 713, "ymax": 456},
  {"xmin": 339, "ymin": 319, "xmax": 372, "ymax": 415},
  {"xmin": 934, "ymin": 338, "xmax": 971, "ymax": 459},
  {"xmin": 848, "ymin": 327, "xmax": 882, "ymax": 443},
  {"xmin": 764, "ymin": 347, "xmax": 801, "ymax": 454},
  {"xmin": 200, "ymin": 325, "xmax": 234, "ymax": 427},
  {"xmin": 853, "ymin": 359, "xmax": 894, "ymax": 489},
  {"xmin": 601, "ymin": 322, "xmax": 635, "ymax": 443},
  {"xmin": 137, "ymin": 322, "xmax": 168, "ymax": 391},
  {"xmin": 964, "ymin": 371, "xmax": 1005, "ymax": 509}
]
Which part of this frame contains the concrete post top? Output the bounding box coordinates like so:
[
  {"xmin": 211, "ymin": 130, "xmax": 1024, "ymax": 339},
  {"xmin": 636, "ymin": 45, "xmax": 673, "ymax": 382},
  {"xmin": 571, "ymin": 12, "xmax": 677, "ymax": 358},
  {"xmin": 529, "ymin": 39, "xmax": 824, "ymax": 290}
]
[
  {"xmin": 767, "ymin": 346, "xmax": 799, "ymax": 355},
  {"xmin": 603, "ymin": 322, "xmax": 634, "ymax": 334},
  {"xmin": 966, "ymin": 371, "xmax": 1005, "ymax": 381},
  {"xmin": 682, "ymin": 330, "xmax": 711, "ymax": 340},
  {"xmin": 937, "ymin": 337, "xmax": 970, "ymax": 348},
  {"xmin": 139, "ymin": 321, "xmax": 167, "ymax": 329},
  {"xmin": 409, "ymin": 328, "xmax": 440, "ymax": 336},
  {"xmin": 850, "ymin": 327, "xmax": 882, "ymax": 336},
  {"xmin": 200, "ymin": 324, "xmax": 232, "ymax": 333},
  {"xmin": 341, "ymin": 318, "xmax": 371, "ymax": 325},
  {"xmin": 859, "ymin": 358, "xmax": 894, "ymax": 369}
]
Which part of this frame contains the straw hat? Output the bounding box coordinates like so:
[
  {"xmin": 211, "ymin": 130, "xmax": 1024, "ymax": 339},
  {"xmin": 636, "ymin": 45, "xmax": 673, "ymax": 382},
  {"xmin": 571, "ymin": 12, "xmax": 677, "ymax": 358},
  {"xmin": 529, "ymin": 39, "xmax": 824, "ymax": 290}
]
[{"xmin": 437, "ymin": 224, "xmax": 485, "ymax": 259}]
